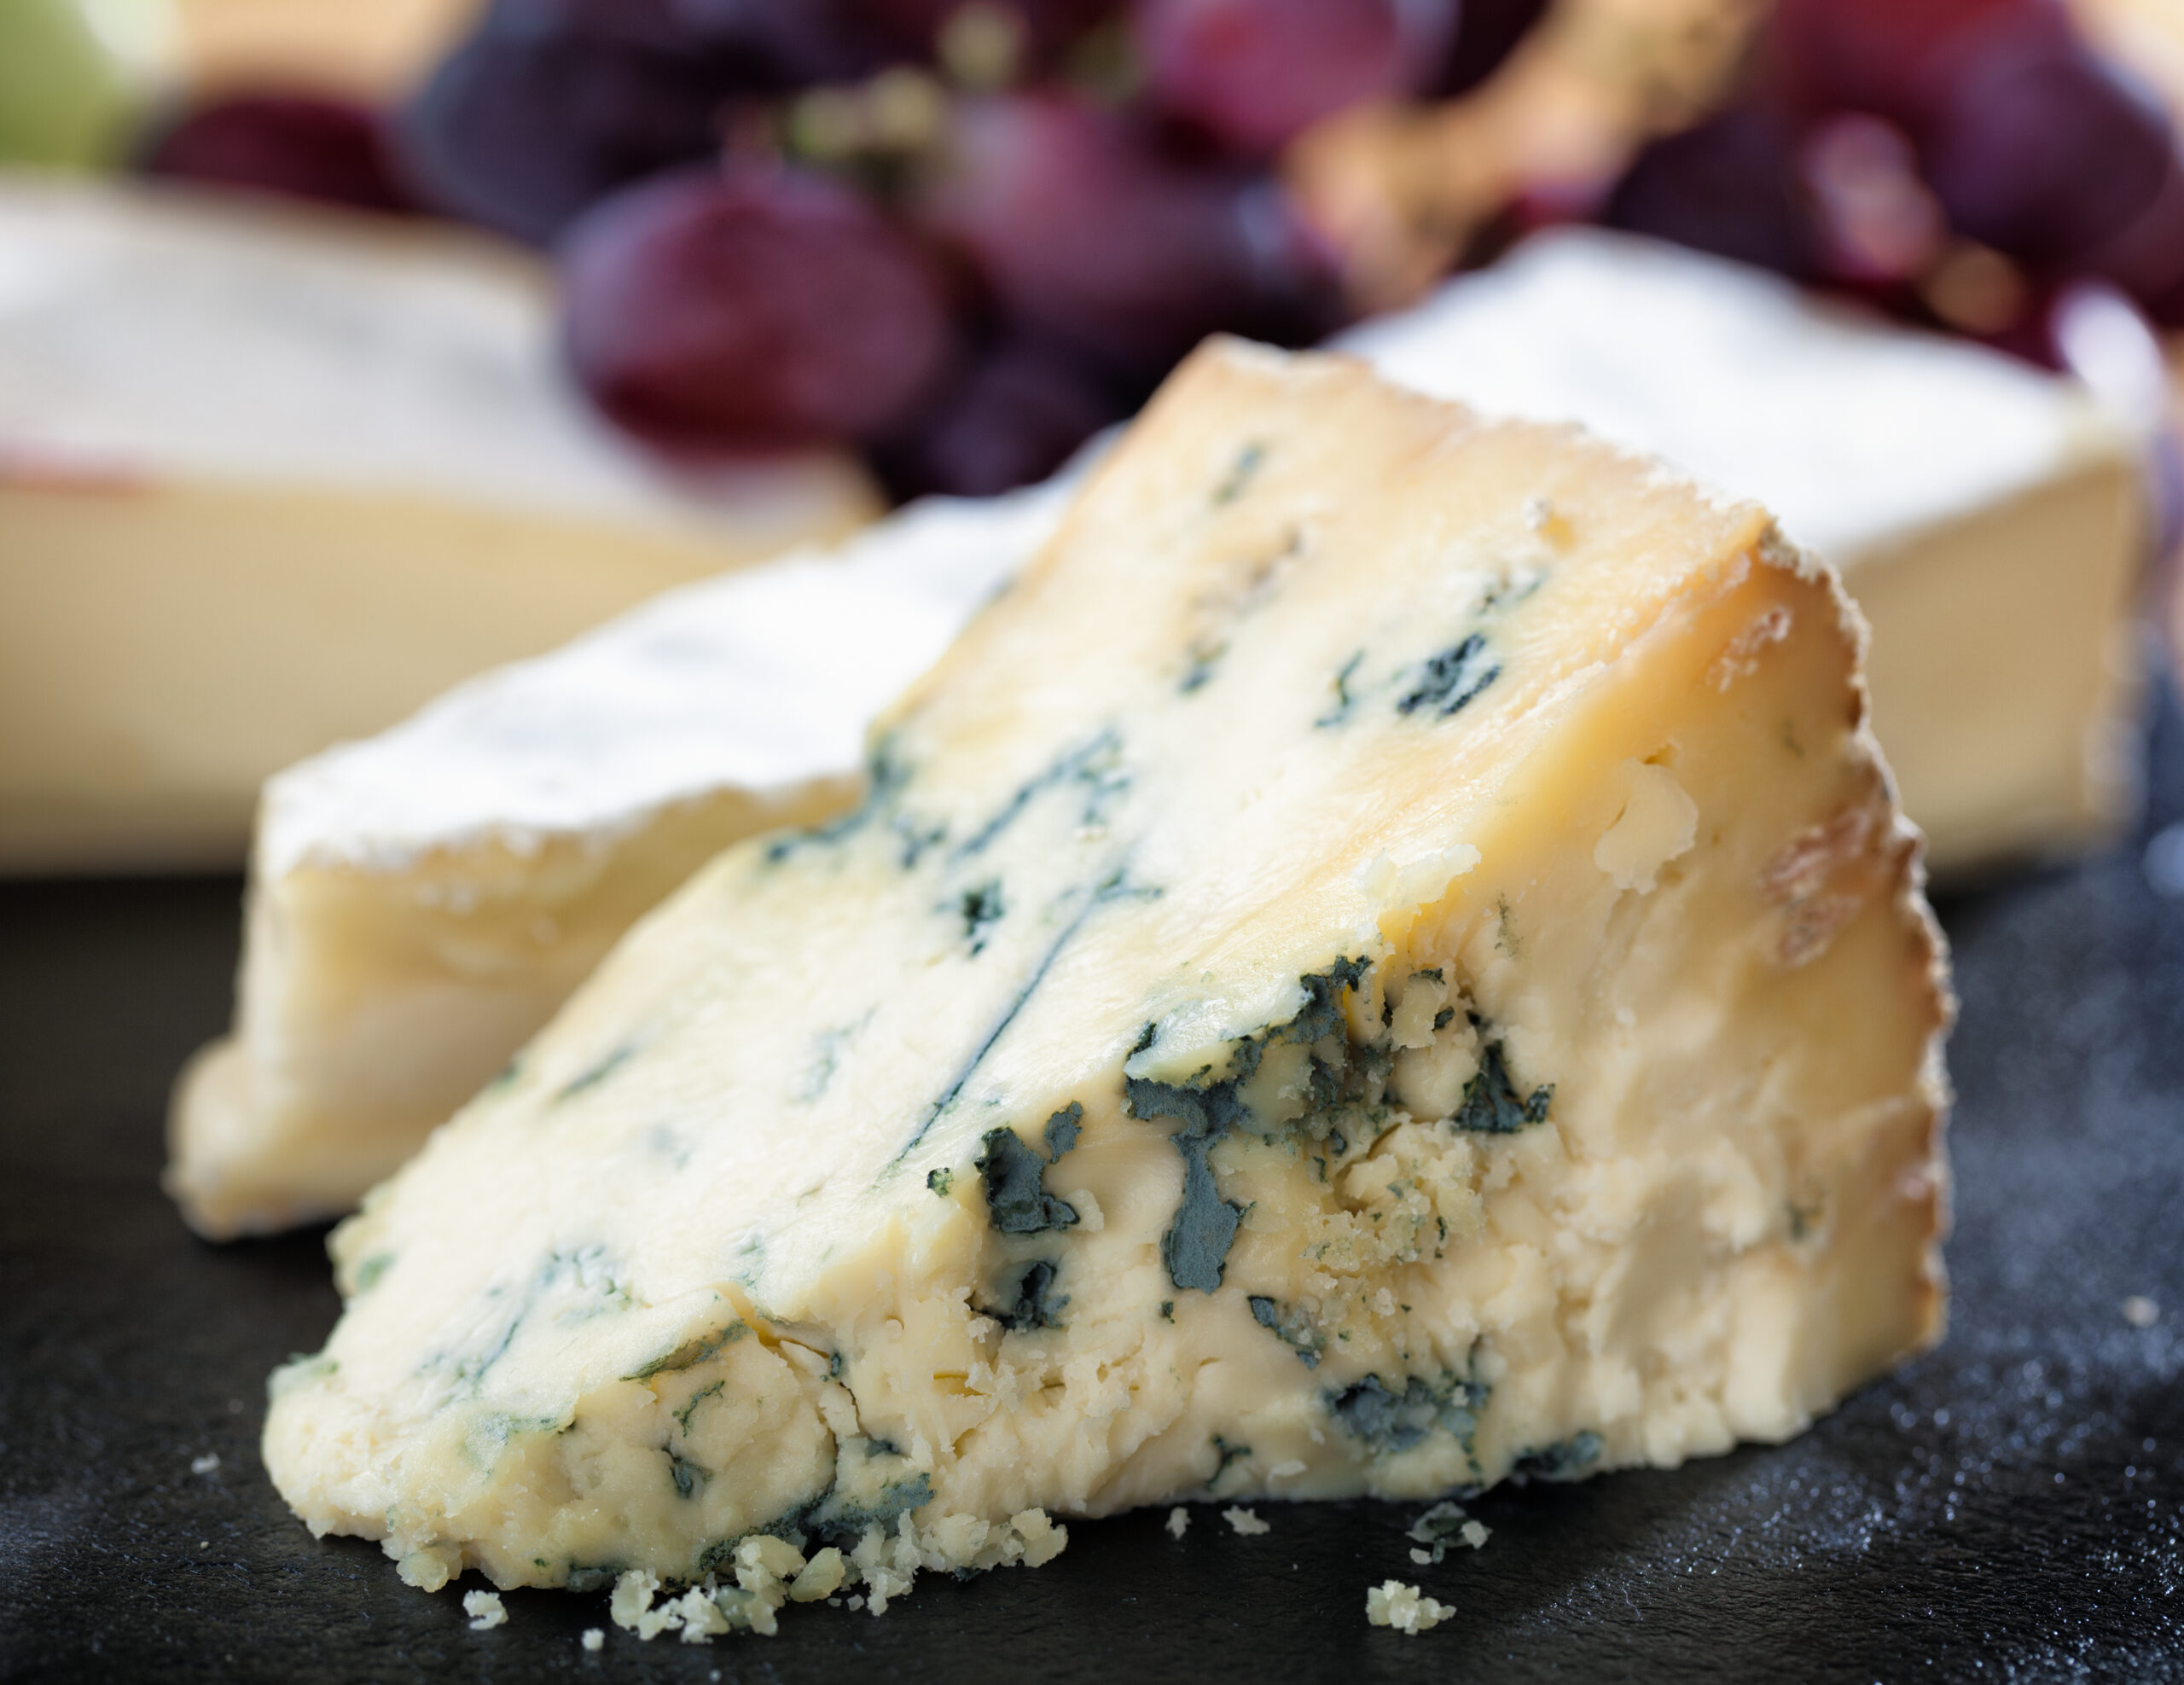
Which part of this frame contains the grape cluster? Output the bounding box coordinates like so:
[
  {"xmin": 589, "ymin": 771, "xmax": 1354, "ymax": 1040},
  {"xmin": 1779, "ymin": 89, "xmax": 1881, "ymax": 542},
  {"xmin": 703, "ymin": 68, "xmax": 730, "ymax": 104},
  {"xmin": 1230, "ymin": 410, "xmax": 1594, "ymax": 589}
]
[
  {"xmin": 135, "ymin": 0, "xmax": 1539, "ymax": 497},
  {"xmin": 1604, "ymin": 0, "xmax": 2184, "ymax": 363},
  {"xmin": 131, "ymin": 0, "xmax": 2184, "ymax": 495}
]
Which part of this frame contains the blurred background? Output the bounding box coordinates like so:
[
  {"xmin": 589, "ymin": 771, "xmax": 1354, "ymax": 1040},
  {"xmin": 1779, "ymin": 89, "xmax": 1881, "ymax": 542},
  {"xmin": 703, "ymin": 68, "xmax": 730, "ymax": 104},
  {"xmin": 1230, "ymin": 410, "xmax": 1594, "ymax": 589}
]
[{"xmin": 7, "ymin": 0, "xmax": 2184, "ymax": 875}]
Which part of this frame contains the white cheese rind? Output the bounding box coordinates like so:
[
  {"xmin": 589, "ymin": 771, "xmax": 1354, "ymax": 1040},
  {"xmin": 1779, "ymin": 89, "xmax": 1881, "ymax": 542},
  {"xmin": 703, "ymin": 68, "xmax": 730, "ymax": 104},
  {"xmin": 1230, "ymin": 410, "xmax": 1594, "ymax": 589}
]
[
  {"xmin": 1337, "ymin": 229, "xmax": 2129, "ymax": 561},
  {"xmin": 0, "ymin": 176, "xmax": 879, "ymax": 871},
  {"xmin": 263, "ymin": 344, "xmax": 1949, "ymax": 1612}
]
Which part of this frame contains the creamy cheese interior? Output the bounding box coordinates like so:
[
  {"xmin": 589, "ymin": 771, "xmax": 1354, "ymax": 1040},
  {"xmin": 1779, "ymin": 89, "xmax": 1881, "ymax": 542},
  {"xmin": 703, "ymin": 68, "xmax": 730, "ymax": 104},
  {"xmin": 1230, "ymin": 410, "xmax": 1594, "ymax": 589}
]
[{"xmin": 264, "ymin": 345, "xmax": 1949, "ymax": 1616}]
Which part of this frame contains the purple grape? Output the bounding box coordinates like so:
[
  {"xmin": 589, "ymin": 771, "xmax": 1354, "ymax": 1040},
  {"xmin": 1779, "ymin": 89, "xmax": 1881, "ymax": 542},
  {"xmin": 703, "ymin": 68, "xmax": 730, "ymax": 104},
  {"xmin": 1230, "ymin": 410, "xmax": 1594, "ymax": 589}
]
[
  {"xmin": 1761, "ymin": 0, "xmax": 2074, "ymax": 128},
  {"xmin": 1602, "ymin": 106, "xmax": 1821, "ymax": 281},
  {"xmin": 1922, "ymin": 39, "xmax": 2180, "ymax": 278},
  {"xmin": 1134, "ymin": 0, "xmax": 1456, "ymax": 157},
  {"xmin": 396, "ymin": 0, "xmax": 785, "ymax": 246},
  {"xmin": 876, "ymin": 335, "xmax": 1122, "ymax": 497},
  {"xmin": 562, "ymin": 165, "xmax": 961, "ymax": 450},
  {"xmin": 141, "ymin": 95, "xmax": 415, "ymax": 215},
  {"xmin": 915, "ymin": 92, "xmax": 1340, "ymax": 378}
]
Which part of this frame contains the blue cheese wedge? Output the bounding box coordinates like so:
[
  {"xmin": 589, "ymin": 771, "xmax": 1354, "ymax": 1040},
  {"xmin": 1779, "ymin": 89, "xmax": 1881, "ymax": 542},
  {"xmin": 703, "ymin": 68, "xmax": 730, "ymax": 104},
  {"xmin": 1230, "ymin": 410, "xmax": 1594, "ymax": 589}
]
[
  {"xmin": 263, "ymin": 343, "xmax": 1951, "ymax": 1616},
  {"xmin": 0, "ymin": 176, "xmax": 878, "ymax": 873},
  {"xmin": 171, "ymin": 230, "xmax": 2121, "ymax": 1240}
]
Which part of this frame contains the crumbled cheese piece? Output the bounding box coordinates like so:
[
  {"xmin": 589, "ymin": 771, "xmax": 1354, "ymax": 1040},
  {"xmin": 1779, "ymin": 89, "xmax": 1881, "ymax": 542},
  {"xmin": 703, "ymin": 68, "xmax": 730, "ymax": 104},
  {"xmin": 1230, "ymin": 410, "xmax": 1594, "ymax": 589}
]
[
  {"xmin": 1166, "ymin": 1507, "xmax": 1189, "ymax": 1540},
  {"xmin": 1461, "ymin": 1520, "xmax": 1490, "ymax": 1549},
  {"xmin": 671, "ymin": 1589, "xmax": 730, "ymax": 1642},
  {"xmin": 789, "ymin": 1548, "xmax": 845, "ymax": 1602},
  {"xmin": 581, "ymin": 1629, "xmax": 604, "ymax": 1652},
  {"xmin": 1409, "ymin": 1548, "xmax": 1432, "ymax": 1566},
  {"xmin": 190, "ymin": 1453, "xmax": 220, "ymax": 1474},
  {"xmin": 1366, "ymin": 1579, "xmax": 1453, "ymax": 1635},
  {"xmin": 462, "ymin": 1589, "xmax": 506, "ymax": 1631},
  {"xmin": 609, "ymin": 1569, "xmax": 659, "ymax": 1632},
  {"xmin": 1223, "ymin": 1508, "xmax": 1272, "ymax": 1537},
  {"xmin": 2124, "ymin": 1295, "xmax": 2161, "ymax": 1328}
]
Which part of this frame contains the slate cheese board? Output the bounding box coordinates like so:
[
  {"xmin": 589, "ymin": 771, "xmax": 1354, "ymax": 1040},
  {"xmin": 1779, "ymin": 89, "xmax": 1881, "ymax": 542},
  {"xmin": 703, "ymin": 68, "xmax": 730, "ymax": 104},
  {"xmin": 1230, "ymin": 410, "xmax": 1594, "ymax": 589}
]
[{"xmin": 5, "ymin": 683, "xmax": 2183, "ymax": 1684}]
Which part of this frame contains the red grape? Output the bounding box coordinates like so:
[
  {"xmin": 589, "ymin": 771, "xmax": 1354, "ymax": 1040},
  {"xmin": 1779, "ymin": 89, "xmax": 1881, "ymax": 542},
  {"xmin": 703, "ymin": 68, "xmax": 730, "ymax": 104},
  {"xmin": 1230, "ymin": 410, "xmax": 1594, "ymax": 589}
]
[
  {"xmin": 1134, "ymin": 0, "xmax": 1456, "ymax": 157},
  {"xmin": 142, "ymin": 95, "xmax": 414, "ymax": 215},
  {"xmin": 561, "ymin": 165, "xmax": 961, "ymax": 450},
  {"xmin": 914, "ymin": 92, "xmax": 1340, "ymax": 378},
  {"xmin": 876, "ymin": 334, "xmax": 1121, "ymax": 497},
  {"xmin": 1601, "ymin": 107, "xmax": 1821, "ymax": 281},
  {"xmin": 1922, "ymin": 39, "xmax": 2181, "ymax": 282},
  {"xmin": 398, "ymin": 0, "xmax": 780, "ymax": 246},
  {"xmin": 1761, "ymin": 0, "xmax": 2074, "ymax": 128}
]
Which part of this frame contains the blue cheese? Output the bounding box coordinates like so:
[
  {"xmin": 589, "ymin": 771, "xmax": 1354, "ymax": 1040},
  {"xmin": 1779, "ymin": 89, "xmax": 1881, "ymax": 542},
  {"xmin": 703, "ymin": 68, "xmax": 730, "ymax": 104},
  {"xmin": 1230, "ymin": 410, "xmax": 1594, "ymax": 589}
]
[{"xmin": 263, "ymin": 343, "xmax": 1950, "ymax": 1612}]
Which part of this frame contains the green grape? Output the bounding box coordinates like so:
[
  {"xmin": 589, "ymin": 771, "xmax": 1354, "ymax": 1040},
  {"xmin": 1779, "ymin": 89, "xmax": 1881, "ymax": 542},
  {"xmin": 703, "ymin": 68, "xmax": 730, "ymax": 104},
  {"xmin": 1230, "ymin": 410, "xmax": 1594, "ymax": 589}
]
[{"xmin": 0, "ymin": 0, "xmax": 164, "ymax": 169}]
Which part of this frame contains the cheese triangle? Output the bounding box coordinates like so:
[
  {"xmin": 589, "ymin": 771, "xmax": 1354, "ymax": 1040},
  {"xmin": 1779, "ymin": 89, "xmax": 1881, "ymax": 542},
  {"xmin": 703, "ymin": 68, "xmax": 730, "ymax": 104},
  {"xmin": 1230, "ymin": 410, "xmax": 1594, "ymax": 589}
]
[{"xmin": 265, "ymin": 341, "xmax": 1950, "ymax": 1617}]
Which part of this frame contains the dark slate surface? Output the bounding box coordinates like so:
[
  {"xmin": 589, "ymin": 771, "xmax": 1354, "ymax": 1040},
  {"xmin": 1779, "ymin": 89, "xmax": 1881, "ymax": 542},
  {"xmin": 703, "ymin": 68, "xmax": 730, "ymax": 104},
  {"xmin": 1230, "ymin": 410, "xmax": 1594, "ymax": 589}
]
[{"xmin": 5, "ymin": 685, "xmax": 2184, "ymax": 1685}]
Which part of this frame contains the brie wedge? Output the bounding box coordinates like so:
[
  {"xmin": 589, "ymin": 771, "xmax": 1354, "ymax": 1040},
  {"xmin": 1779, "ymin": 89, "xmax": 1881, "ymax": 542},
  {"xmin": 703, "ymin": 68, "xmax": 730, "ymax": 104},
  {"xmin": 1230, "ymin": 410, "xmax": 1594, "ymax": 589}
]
[
  {"xmin": 264, "ymin": 343, "xmax": 1950, "ymax": 1618},
  {"xmin": 169, "ymin": 485, "xmax": 1065, "ymax": 1236},
  {"xmin": 0, "ymin": 176, "xmax": 880, "ymax": 873},
  {"xmin": 170, "ymin": 229, "xmax": 2113, "ymax": 1238}
]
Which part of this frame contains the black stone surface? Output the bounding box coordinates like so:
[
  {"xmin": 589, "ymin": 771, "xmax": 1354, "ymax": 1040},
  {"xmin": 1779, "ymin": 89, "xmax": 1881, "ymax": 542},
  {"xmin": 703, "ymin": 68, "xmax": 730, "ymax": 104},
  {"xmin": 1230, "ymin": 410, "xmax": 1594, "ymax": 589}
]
[{"xmin": 5, "ymin": 689, "xmax": 2184, "ymax": 1684}]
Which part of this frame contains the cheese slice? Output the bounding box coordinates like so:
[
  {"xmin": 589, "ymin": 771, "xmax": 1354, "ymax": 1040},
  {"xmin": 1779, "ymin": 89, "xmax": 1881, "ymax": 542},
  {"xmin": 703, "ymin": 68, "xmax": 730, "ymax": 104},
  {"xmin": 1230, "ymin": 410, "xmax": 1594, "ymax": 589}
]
[
  {"xmin": 168, "ymin": 485, "xmax": 1066, "ymax": 1236},
  {"xmin": 170, "ymin": 229, "xmax": 2091, "ymax": 1237},
  {"xmin": 264, "ymin": 343, "xmax": 1951, "ymax": 1618},
  {"xmin": 0, "ymin": 175, "xmax": 880, "ymax": 873}
]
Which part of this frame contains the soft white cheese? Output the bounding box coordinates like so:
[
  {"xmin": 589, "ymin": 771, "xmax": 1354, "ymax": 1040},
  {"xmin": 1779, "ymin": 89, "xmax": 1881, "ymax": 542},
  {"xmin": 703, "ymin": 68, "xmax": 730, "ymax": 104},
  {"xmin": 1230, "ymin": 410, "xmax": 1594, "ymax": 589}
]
[
  {"xmin": 0, "ymin": 175, "xmax": 878, "ymax": 872},
  {"xmin": 261, "ymin": 345, "xmax": 1950, "ymax": 1623},
  {"xmin": 167, "ymin": 485, "xmax": 1066, "ymax": 1237}
]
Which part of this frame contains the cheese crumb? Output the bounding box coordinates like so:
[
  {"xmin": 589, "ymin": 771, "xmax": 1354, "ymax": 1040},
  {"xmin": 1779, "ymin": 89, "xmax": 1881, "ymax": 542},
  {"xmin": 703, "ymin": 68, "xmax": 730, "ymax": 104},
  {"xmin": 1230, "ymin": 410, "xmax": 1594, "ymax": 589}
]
[
  {"xmin": 1166, "ymin": 1507, "xmax": 1189, "ymax": 1540},
  {"xmin": 789, "ymin": 1547, "xmax": 845, "ymax": 1601},
  {"xmin": 610, "ymin": 1569, "xmax": 660, "ymax": 1632},
  {"xmin": 462, "ymin": 1589, "xmax": 507, "ymax": 1631},
  {"xmin": 2124, "ymin": 1295, "xmax": 2161, "ymax": 1328},
  {"xmin": 1461, "ymin": 1520, "xmax": 1490, "ymax": 1549},
  {"xmin": 1409, "ymin": 1548, "xmax": 1432, "ymax": 1566},
  {"xmin": 581, "ymin": 1629, "xmax": 604, "ymax": 1652},
  {"xmin": 190, "ymin": 1453, "xmax": 220, "ymax": 1474},
  {"xmin": 1365, "ymin": 1579, "xmax": 1453, "ymax": 1635},
  {"xmin": 1223, "ymin": 1507, "xmax": 1271, "ymax": 1537}
]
